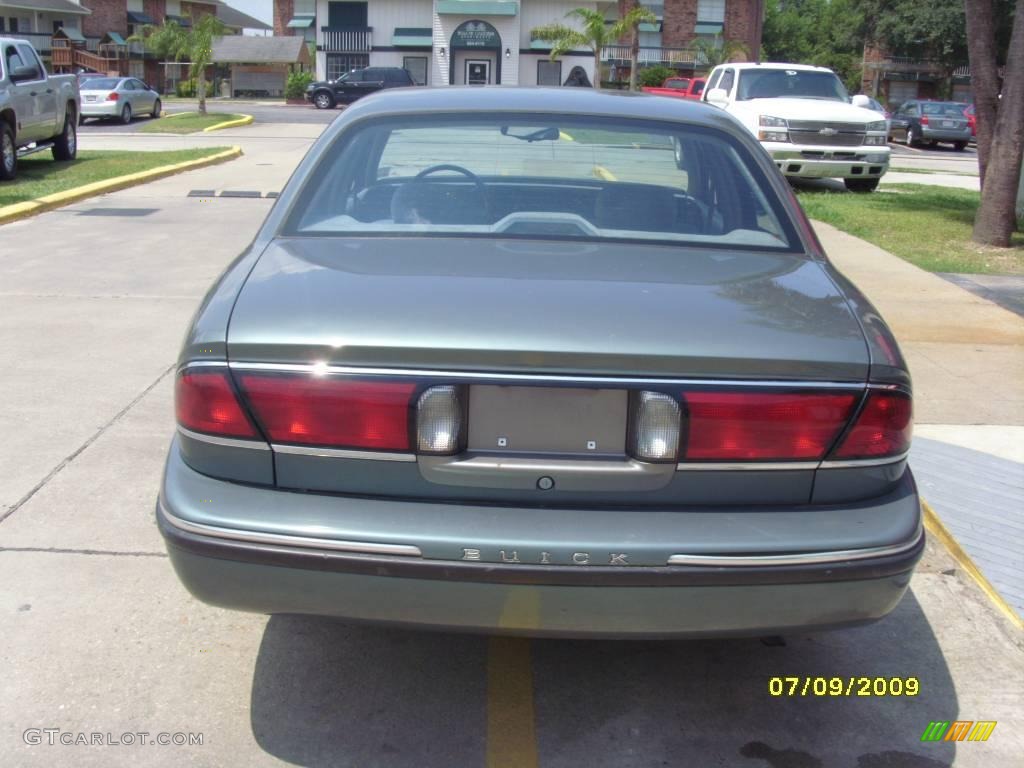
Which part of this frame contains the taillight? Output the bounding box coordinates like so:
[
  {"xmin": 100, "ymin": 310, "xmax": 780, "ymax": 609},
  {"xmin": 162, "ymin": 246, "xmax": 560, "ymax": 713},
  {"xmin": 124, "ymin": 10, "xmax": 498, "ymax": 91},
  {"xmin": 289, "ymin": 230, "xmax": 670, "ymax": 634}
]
[
  {"xmin": 920, "ymin": 115, "xmax": 929, "ymax": 125},
  {"xmin": 108, "ymin": 92, "xmax": 119, "ymax": 101},
  {"xmin": 830, "ymin": 390, "xmax": 912, "ymax": 459},
  {"xmin": 680, "ymin": 391, "xmax": 857, "ymax": 461},
  {"xmin": 238, "ymin": 374, "xmax": 416, "ymax": 451},
  {"xmin": 176, "ymin": 370, "xmax": 257, "ymax": 438}
]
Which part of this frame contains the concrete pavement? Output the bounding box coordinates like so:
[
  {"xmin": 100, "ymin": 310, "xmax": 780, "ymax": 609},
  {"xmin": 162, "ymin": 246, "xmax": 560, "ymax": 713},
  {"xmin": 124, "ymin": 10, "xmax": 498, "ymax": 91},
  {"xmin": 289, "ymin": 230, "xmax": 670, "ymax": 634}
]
[{"xmin": 1, "ymin": 123, "xmax": 1022, "ymax": 767}]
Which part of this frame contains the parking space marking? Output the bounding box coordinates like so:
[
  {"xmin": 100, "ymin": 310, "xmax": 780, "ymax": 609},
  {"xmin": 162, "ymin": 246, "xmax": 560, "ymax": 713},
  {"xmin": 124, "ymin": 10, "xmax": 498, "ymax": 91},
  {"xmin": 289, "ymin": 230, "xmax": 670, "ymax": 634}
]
[
  {"xmin": 486, "ymin": 637, "xmax": 539, "ymax": 768},
  {"xmin": 922, "ymin": 500, "xmax": 1023, "ymax": 629}
]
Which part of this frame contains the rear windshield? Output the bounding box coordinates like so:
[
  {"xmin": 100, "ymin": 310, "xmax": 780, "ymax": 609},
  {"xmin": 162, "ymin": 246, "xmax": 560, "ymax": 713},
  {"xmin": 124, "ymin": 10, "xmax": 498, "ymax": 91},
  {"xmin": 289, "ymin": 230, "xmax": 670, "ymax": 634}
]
[
  {"xmin": 82, "ymin": 78, "xmax": 122, "ymax": 90},
  {"xmin": 286, "ymin": 114, "xmax": 796, "ymax": 251},
  {"xmin": 921, "ymin": 102, "xmax": 968, "ymax": 116},
  {"xmin": 736, "ymin": 69, "xmax": 848, "ymax": 102}
]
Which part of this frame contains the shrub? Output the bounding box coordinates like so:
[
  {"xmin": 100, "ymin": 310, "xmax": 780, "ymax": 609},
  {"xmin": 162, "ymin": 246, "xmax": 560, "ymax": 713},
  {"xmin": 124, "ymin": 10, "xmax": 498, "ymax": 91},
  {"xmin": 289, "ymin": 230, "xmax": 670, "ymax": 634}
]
[
  {"xmin": 637, "ymin": 66, "xmax": 677, "ymax": 88},
  {"xmin": 174, "ymin": 78, "xmax": 215, "ymax": 98},
  {"xmin": 285, "ymin": 71, "xmax": 314, "ymax": 100}
]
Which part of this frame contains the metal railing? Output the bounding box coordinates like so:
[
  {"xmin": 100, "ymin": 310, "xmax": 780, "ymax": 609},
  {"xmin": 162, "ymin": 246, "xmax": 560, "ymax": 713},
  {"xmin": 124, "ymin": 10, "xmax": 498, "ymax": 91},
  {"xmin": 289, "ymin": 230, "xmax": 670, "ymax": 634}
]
[
  {"xmin": 602, "ymin": 45, "xmax": 705, "ymax": 66},
  {"xmin": 320, "ymin": 27, "xmax": 372, "ymax": 53}
]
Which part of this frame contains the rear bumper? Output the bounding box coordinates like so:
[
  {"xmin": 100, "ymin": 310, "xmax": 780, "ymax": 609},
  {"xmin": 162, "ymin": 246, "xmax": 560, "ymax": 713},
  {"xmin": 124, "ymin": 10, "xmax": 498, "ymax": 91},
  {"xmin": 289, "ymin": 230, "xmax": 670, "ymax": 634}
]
[
  {"xmin": 921, "ymin": 127, "xmax": 971, "ymax": 142},
  {"xmin": 158, "ymin": 446, "xmax": 924, "ymax": 637},
  {"xmin": 80, "ymin": 101, "xmax": 122, "ymax": 118}
]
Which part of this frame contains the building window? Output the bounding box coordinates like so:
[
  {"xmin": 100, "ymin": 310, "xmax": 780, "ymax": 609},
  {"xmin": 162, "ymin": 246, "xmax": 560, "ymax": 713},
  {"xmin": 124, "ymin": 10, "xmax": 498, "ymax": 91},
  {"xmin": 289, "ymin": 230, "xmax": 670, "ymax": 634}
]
[
  {"xmin": 52, "ymin": 20, "xmax": 65, "ymax": 33},
  {"xmin": 403, "ymin": 56, "xmax": 427, "ymax": 85},
  {"xmin": 326, "ymin": 53, "xmax": 369, "ymax": 80},
  {"xmin": 8, "ymin": 18, "xmax": 19, "ymax": 33},
  {"xmin": 537, "ymin": 59, "xmax": 561, "ymax": 86},
  {"xmin": 697, "ymin": 0, "xmax": 725, "ymax": 23}
]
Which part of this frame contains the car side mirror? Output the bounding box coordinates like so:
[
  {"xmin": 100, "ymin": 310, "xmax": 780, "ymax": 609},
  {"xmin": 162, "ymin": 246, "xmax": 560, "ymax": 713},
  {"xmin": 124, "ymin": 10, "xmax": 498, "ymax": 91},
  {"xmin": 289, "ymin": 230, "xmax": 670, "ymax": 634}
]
[
  {"xmin": 10, "ymin": 64, "xmax": 38, "ymax": 82},
  {"xmin": 705, "ymin": 88, "xmax": 729, "ymax": 107},
  {"xmin": 851, "ymin": 94, "xmax": 870, "ymax": 108}
]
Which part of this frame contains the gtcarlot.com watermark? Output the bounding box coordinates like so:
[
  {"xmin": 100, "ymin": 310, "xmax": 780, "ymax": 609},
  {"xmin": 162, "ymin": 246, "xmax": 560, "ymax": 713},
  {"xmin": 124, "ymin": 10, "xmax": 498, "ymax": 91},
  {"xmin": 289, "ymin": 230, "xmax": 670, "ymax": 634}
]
[{"xmin": 24, "ymin": 729, "xmax": 203, "ymax": 747}]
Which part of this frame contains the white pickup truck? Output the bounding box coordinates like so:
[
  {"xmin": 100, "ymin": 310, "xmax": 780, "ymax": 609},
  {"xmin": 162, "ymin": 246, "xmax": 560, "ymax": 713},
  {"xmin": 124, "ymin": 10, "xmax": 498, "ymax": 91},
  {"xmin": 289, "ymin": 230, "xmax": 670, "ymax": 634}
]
[
  {"xmin": 0, "ymin": 37, "xmax": 80, "ymax": 182},
  {"xmin": 702, "ymin": 63, "xmax": 890, "ymax": 192}
]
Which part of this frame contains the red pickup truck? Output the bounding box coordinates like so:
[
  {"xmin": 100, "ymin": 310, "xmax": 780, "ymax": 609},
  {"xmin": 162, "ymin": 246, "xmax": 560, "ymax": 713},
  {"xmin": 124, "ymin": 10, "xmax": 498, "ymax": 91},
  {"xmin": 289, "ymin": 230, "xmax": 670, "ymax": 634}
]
[{"xmin": 640, "ymin": 77, "xmax": 706, "ymax": 99}]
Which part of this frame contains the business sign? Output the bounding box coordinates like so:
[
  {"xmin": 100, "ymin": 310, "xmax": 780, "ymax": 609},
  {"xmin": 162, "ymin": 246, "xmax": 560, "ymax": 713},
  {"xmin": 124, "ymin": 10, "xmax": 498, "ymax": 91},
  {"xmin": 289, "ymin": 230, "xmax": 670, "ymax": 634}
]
[{"xmin": 452, "ymin": 21, "xmax": 499, "ymax": 49}]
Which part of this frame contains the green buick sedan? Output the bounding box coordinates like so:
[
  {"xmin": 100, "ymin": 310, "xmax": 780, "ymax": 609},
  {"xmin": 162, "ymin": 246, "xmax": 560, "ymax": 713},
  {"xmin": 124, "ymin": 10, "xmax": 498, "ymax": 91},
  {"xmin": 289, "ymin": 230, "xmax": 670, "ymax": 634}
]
[{"xmin": 157, "ymin": 87, "xmax": 922, "ymax": 638}]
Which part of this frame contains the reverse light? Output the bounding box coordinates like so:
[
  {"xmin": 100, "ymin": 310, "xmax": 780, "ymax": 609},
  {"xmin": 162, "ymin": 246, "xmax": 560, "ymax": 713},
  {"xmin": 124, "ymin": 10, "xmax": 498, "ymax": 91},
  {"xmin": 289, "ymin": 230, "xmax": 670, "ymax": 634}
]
[
  {"xmin": 416, "ymin": 385, "xmax": 464, "ymax": 454},
  {"xmin": 629, "ymin": 391, "xmax": 681, "ymax": 462},
  {"xmin": 681, "ymin": 391, "xmax": 858, "ymax": 461},
  {"xmin": 758, "ymin": 115, "xmax": 789, "ymax": 142},
  {"xmin": 175, "ymin": 370, "xmax": 257, "ymax": 438},
  {"xmin": 237, "ymin": 374, "xmax": 416, "ymax": 451},
  {"xmin": 831, "ymin": 390, "xmax": 912, "ymax": 459}
]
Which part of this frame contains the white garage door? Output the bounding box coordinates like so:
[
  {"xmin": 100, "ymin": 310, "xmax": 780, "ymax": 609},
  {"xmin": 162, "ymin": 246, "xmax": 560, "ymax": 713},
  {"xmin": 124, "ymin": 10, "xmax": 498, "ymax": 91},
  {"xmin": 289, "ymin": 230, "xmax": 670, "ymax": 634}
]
[{"xmin": 233, "ymin": 70, "xmax": 286, "ymax": 97}]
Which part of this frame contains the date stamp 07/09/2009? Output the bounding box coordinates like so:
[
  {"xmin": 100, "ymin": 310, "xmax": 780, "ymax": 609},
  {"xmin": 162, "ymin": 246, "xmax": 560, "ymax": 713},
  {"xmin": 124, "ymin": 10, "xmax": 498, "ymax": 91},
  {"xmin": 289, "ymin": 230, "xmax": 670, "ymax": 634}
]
[{"xmin": 768, "ymin": 676, "xmax": 920, "ymax": 697}]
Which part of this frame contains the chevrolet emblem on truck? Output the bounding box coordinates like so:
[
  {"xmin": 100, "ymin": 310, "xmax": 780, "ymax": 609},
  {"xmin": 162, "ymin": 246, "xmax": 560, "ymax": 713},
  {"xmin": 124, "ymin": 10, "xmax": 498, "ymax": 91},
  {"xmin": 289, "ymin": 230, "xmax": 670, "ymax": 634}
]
[{"xmin": 819, "ymin": 127, "xmax": 838, "ymax": 136}]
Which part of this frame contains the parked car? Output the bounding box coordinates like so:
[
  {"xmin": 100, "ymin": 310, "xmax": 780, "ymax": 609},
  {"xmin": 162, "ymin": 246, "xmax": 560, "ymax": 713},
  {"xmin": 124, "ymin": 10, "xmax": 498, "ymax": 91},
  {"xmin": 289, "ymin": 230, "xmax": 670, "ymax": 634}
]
[
  {"xmin": 158, "ymin": 87, "xmax": 922, "ymax": 639},
  {"xmin": 702, "ymin": 63, "xmax": 890, "ymax": 192},
  {"xmin": 889, "ymin": 100, "xmax": 971, "ymax": 150},
  {"xmin": 79, "ymin": 77, "xmax": 161, "ymax": 124},
  {"xmin": 1, "ymin": 37, "xmax": 80, "ymax": 182},
  {"xmin": 306, "ymin": 66, "xmax": 414, "ymax": 109},
  {"xmin": 641, "ymin": 77, "xmax": 705, "ymax": 99},
  {"xmin": 857, "ymin": 95, "xmax": 892, "ymax": 137}
]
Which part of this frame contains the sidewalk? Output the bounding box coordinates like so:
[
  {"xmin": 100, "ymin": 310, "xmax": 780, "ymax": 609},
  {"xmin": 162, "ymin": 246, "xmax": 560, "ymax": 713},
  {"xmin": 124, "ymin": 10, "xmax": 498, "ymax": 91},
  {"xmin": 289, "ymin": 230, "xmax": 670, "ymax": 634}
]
[{"xmin": 817, "ymin": 221, "xmax": 1024, "ymax": 618}]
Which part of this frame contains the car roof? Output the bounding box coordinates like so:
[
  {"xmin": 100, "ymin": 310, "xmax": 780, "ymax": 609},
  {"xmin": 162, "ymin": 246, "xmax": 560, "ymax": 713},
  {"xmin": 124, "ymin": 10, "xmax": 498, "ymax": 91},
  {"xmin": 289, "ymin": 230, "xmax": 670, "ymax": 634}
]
[{"xmin": 337, "ymin": 86, "xmax": 743, "ymax": 132}]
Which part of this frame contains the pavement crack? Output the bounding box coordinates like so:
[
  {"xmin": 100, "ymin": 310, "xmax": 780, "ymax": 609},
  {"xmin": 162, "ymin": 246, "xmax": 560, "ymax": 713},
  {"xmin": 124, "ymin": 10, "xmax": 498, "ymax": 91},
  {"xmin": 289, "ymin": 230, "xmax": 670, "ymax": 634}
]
[
  {"xmin": 0, "ymin": 546, "xmax": 167, "ymax": 558},
  {"xmin": 0, "ymin": 364, "xmax": 176, "ymax": 525}
]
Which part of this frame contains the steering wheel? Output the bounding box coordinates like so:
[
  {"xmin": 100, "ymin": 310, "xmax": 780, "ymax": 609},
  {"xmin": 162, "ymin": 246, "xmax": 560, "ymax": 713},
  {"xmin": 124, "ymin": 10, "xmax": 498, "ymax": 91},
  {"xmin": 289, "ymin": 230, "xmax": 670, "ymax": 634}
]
[{"xmin": 408, "ymin": 163, "xmax": 489, "ymax": 221}]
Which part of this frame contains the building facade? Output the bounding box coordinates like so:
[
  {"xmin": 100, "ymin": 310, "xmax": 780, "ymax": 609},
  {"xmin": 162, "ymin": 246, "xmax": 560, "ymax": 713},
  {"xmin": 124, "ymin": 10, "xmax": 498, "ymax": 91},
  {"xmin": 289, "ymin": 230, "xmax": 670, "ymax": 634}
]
[
  {"xmin": 272, "ymin": 0, "xmax": 763, "ymax": 85},
  {"xmin": 861, "ymin": 43, "xmax": 972, "ymax": 109}
]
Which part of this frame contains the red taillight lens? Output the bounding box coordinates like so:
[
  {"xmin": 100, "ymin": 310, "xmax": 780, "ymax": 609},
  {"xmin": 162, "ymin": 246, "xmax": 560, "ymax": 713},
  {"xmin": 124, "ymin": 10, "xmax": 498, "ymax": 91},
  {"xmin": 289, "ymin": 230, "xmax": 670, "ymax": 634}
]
[
  {"xmin": 176, "ymin": 370, "xmax": 257, "ymax": 438},
  {"xmin": 108, "ymin": 92, "xmax": 119, "ymax": 101},
  {"xmin": 238, "ymin": 375, "xmax": 416, "ymax": 451},
  {"xmin": 831, "ymin": 391, "xmax": 912, "ymax": 459},
  {"xmin": 920, "ymin": 115, "xmax": 929, "ymax": 125},
  {"xmin": 681, "ymin": 391, "xmax": 858, "ymax": 461}
]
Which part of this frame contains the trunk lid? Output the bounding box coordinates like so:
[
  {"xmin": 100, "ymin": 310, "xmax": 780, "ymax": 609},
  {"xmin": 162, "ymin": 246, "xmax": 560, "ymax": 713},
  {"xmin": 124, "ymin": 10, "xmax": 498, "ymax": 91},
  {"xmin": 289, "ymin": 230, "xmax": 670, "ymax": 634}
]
[{"xmin": 227, "ymin": 237, "xmax": 869, "ymax": 381}]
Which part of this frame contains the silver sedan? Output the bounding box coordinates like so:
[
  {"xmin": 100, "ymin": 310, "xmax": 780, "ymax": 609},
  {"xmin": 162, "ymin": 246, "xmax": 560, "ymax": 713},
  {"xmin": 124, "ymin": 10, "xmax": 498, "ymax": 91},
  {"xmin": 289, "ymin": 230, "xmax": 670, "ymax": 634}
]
[{"xmin": 79, "ymin": 77, "xmax": 161, "ymax": 124}]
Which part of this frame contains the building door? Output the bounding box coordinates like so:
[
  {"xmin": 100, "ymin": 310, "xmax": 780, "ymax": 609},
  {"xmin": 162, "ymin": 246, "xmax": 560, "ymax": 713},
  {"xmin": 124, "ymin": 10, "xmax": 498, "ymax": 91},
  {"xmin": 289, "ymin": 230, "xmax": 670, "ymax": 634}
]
[{"xmin": 466, "ymin": 59, "xmax": 490, "ymax": 85}]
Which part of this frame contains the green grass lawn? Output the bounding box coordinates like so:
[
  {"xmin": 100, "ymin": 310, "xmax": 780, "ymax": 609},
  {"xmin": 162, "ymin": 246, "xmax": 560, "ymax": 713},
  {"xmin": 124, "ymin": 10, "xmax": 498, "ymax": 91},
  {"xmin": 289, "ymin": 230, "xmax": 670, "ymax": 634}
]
[
  {"xmin": 796, "ymin": 184, "xmax": 1024, "ymax": 275},
  {"xmin": 0, "ymin": 148, "xmax": 232, "ymax": 208},
  {"xmin": 138, "ymin": 112, "xmax": 247, "ymax": 134}
]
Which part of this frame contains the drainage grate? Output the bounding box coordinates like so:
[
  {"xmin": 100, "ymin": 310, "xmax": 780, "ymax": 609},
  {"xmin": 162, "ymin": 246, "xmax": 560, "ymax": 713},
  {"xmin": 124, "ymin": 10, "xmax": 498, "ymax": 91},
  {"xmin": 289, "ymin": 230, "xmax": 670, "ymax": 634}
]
[
  {"xmin": 187, "ymin": 189, "xmax": 216, "ymax": 198},
  {"xmin": 77, "ymin": 208, "xmax": 158, "ymax": 217}
]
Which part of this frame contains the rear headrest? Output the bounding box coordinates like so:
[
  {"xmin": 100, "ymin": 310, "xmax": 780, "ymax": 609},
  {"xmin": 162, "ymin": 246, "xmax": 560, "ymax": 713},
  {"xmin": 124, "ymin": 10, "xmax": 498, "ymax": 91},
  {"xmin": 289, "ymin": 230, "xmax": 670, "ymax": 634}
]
[{"xmin": 594, "ymin": 185, "xmax": 677, "ymax": 232}]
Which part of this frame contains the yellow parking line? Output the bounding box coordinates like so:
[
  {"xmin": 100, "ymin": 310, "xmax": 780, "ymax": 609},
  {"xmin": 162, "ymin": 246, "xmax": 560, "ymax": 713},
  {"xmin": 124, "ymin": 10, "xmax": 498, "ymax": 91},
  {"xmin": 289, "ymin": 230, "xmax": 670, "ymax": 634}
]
[
  {"xmin": 593, "ymin": 165, "xmax": 617, "ymax": 181},
  {"xmin": 486, "ymin": 637, "xmax": 538, "ymax": 768},
  {"xmin": 922, "ymin": 500, "xmax": 1023, "ymax": 630}
]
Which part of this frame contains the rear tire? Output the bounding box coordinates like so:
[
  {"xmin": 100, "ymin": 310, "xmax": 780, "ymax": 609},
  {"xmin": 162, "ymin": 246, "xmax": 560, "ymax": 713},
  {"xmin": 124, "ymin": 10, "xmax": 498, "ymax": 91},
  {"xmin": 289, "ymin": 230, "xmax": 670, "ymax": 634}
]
[
  {"xmin": 151, "ymin": 99, "xmax": 162, "ymax": 118},
  {"xmin": 52, "ymin": 110, "xmax": 78, "ymax": 162},
  {"xmin": 120, "ymin": 104, "xmax": 132, "ymax": 124},
  {"xmin": 313, "ymin": 91, "xmax": 335, "ymax": 109},
  {"xmin": 844, "ymin": 178, "xmax": 879, "ymax": 193},
  {"xmin": 954, "ymin": 141, "xmax": 966, "ymax": 151},
  {"xmin": 0, "ymin": 121, "xmax": 16, "ymax": 181},
  {"xmin": 906, "ymin": 127, "xmax": 918, "ymax": 147}
]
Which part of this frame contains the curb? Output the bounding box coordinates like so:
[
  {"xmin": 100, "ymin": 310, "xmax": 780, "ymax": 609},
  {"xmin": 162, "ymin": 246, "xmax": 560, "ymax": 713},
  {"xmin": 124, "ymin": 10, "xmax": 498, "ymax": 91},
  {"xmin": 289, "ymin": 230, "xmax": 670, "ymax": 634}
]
[
  {"xmin": 0, "ymin": 146, "xmax": 243, "ymax": 226},
  {"xmin": 203, "ymin": 114, "xmax": 254, "ymax": 132},
  {"xmin": 922, "ymin": 500, "xmax": 1023, "ymax": 630}
]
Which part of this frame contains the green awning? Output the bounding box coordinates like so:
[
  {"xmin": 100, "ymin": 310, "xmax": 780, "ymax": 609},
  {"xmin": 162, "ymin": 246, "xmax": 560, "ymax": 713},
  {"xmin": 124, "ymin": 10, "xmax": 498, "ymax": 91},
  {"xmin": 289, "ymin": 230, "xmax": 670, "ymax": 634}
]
[
  {"xmin": 286, "ymin": 15, "xmax": 315, "ymax": 28},
  {"xmin": 105, "ymin": 32, "xmax": 127, "ymax": 44},
  {"xmin": 56, "ymin": 26, "xmax": 86, "ymax": 42},
  {"xmin": 437, "ymin": 0, "xmax": 518, "ymax": 16},
  {"xmin": 638, "ymin": 22, "xmax": 661, "ymax": 32},
  {"xmin": 694, "ymin": 22, "xmax": 723, "ymax": 34},
  {"xmin": 392, "ymin": 27, "xmax": 433, "ymax": 46},
  {"xmin": 166, "ymin": 14, "xmax": 192, "ymax": 27},
  {"xmin": 127, "ymin": 11, "xmax": 156, "ymax": 24},
  {"xmin": 530, "ymin": 39, "xmax": 551, "ymax": 50}
]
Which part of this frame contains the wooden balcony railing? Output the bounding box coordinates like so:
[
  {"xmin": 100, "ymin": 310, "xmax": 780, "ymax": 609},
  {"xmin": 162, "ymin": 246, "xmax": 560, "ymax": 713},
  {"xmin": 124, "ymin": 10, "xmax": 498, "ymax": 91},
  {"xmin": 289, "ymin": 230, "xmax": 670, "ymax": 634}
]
[{"xmin": 320, "ymin": 27, "xmax": 372, "ymax": 53}]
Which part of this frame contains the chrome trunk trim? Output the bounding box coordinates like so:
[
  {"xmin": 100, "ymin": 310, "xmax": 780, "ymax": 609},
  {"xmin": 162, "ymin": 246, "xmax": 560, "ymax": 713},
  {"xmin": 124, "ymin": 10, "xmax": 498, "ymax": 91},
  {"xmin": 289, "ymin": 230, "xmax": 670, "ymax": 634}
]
[
  {"xmin": 271, "ymin": 443, "xmax": 417, "ymax": 462},
  {"xmin": 177, "ymin": 426, "xmax": 270, "ymax": 451}
]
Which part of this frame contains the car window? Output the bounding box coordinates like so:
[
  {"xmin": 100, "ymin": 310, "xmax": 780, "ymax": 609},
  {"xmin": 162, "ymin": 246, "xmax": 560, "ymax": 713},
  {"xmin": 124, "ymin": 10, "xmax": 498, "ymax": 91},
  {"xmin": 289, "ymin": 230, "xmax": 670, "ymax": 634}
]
[
  {"xmin": 340, "ymin": 69, "xmax": 363, "ymax": 83},
  {"xmin": 691, "ymin": 80, "xmax": 705, "ymax": 96},
  {"xmin": 718, "ymin": 69, "xmax": 735, "ymax": 94},
  {"xmin": 705, "ymin": 69, "xmax": 722, "ymax": 92},
  {"xmin": 736, "ymin": 68, "xmax": 848, "ymax": 102},
  {"xmin": 4, "ymin": 45, "xmax": 25, "ymax": 75},
  {"xmin": 82, "ymin": 77, "xmax": 122, "ymax": 90},
  {"xmin": 363, "ymin": 68, "xmax": 385, "ymax": 82},
  {"xmin": 122, "ymin": 80, "xmax": 135, "ymax": 90},
  {"xmin": 385, "ymin": 69, "xmax": 406, "ymax": 84},
  {"xmin": 921, "ymin": 102, "xmax": 968, "ymax": 117},
  {"xmin": 16, "ymin": 44, "xmax": 43, "ymax": 79},
  {"xmin": 287, "ymin": 114, "xmax": 796, "ymax": 252}
]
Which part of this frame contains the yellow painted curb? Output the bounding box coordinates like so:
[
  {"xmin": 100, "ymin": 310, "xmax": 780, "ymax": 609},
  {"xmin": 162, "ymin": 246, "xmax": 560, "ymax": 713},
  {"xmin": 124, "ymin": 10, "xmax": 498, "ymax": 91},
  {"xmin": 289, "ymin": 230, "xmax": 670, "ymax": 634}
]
[
  {"xmin": 922, "ymin": 500, "xmax": 1023, "ymax": 630},
  {"xmin": 558, "ymin": 130, "xmax": 575, "ymax": 141},
  {"xmin": 0, "ymin": 146, "xmax": 243, "ymax": 226},
  {"xmin": 203, "ymin": 114, "xmax": 254, "ymax": 132},
  {"xmin": 592, "ymin": 165, "xmax": 616, "ymax": 181}
]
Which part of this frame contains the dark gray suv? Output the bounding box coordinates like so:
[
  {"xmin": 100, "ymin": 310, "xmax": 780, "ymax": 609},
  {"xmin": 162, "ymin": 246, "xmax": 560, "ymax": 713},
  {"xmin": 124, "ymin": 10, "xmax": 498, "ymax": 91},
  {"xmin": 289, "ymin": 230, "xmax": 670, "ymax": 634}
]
[
  {"xmin": 307, "ymin": 66, "xmax": 414, "ymax": 109},
  {"xmin": 890, "ymin": 100, "xmax": 971, "ymax": 150}
]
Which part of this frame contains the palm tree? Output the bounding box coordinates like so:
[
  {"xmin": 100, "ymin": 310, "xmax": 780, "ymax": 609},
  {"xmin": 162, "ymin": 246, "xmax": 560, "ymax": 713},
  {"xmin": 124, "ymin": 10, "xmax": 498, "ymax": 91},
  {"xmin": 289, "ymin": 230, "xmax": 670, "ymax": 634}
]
[
  {"xmin": 531, "ymin": 6, "xmax": 657, "ymax": 89},
  {"xmin": 133, "ymin": 14, "xmax": 227, "ymax": 114},
  {"xmin": 692, "ymin": 34, "xmax": 750, "ymax": 70}
]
